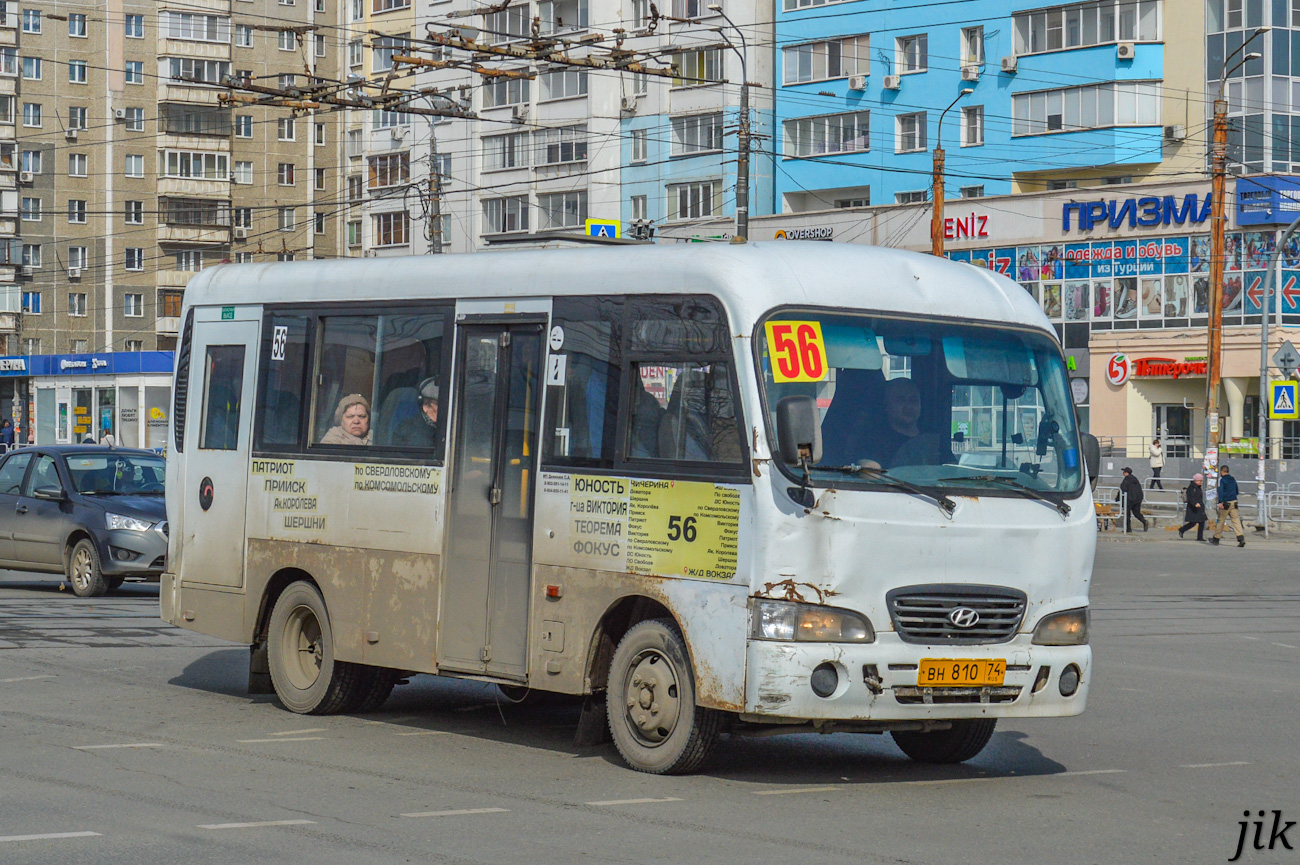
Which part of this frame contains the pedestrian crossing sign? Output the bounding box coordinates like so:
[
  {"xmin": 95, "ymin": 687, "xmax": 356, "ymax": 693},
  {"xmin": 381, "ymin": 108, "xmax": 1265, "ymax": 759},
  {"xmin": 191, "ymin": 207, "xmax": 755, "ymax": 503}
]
[
  {"xmin": 1270, "ymin": 380, "xmax": 1300, "ymax": 420},
  {"xmin": 585, "ymin": 219, "xmax": 620, "ymax": 239}
]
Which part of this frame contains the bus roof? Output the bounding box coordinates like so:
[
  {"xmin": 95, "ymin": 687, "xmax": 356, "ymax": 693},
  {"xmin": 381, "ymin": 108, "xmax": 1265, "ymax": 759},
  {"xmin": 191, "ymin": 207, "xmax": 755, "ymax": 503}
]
[{"xmin": 184, "ymin": 242, "xmax": 1052, "ymax": 334}]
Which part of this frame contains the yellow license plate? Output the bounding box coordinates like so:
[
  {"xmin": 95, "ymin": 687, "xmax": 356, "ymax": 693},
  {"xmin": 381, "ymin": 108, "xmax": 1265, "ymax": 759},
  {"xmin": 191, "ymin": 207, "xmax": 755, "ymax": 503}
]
[{"xmin": 917, "ymin": 658, "xmax": 1006, "ymax": 687}]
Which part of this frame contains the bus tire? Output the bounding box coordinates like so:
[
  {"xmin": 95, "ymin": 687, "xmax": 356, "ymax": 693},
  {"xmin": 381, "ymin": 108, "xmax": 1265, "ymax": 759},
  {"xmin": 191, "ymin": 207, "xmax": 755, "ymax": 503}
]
[
  {"xmin": 606, "ymin": 618, "xmax": 720, "ymax": 775},
  {"xmin": 891, "ymin": 718, "xmax": 998, "ymax": 764},
  {"xmin": 67, "ymin": 539, "xmax": 108, "ymax": 598},
  {"xmin": 347, "ymin": 667, "xmax": 400, "ymax": 713},
  {"xmin": 267, "ymin": 581, "xmax": 365, "ymax": 715}
]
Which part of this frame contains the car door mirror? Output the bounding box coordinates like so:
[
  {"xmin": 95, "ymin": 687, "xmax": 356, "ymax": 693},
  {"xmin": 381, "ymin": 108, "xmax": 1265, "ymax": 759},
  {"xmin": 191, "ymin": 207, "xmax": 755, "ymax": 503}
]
[
  {"xmin": 775, "ymin": 395, "xmax": 822, "ymax": 465},
  {"xmin": 32, "ymin": 485, "xmax": 66, "ymax": 501}
]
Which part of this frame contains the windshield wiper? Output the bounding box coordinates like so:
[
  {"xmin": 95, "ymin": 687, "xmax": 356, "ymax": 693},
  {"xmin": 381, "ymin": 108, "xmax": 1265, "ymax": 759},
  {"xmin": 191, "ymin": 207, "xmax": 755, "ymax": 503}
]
[
  {"xmin": 809, "ymin": 464, "xmax": 956, "ymax": 516},
  {"xmin": 937, "ymin": 474, "xmax": 1071, "ymax": 516}
]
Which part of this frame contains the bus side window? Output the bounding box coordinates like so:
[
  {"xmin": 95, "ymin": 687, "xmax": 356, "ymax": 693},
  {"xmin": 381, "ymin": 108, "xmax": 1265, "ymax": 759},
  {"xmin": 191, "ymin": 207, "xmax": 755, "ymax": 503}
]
[
  {"xmin": 313, "ymin": 316, "xmax": 378, "ymax": 446},
  {"xmin": 542, "ymin": 296, "xmax": 623, "ymax": 467},
  {"xmin": 372, "ymin": 310, "xmax": 448, "ymax": 453},
  {"xmin": 256, "ymin": 314, "xmax": 310, "ymax": 449},
  {"xmin": 199, "ymin": 345, "xmax": 246, "ymax": 451}
]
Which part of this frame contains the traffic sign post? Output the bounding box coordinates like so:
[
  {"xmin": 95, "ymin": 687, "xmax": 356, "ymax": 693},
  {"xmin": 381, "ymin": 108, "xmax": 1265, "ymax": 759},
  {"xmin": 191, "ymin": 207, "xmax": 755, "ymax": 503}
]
[
  {"xmin": 1273, "ymin": 341, "xmax": 1300, "ymax": 378},
  {"xmin": 1270, "ymin": 380, "xmax": 1300, "ymax": 420},
  {"xmin": 584, "ymin": 219, "xmax": 619, "ymax": 240}
]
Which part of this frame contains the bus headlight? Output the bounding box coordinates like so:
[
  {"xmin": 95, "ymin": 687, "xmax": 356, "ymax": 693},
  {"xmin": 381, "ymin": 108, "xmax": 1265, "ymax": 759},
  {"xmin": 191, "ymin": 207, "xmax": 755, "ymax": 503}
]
[
  {"xmin": 751, "ymin": 599, "xmax": 875, "ymax": 643},
  {"xmin": 1032, "ymin": 607, "xmax": 1090, "ymax": 645},
  {"xmin": 106, "ymin": 513, "xmax": 155, "ymax": 532}
]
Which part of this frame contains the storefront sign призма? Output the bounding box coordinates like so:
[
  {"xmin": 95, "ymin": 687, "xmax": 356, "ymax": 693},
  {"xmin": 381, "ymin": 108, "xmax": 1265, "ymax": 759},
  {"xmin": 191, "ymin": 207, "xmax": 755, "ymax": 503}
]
[{"xmin": 1062, "ymin": 193, "xmax": 1212, "ymax": 232}]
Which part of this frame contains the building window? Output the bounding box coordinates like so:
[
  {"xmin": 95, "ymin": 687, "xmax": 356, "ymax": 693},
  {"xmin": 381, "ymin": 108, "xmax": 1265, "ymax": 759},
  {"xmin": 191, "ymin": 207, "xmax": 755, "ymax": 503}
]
[
  {"xmin": 371, "ymin": 108, "xmax": 410, "ymax": 130},
  {"xmin": 125, "ymin": 14, "xmax": 144, "ymax": 37},
  {"xmin": 277, "ymin": 163, "xmax": 296, "ymax": 186},
  {"xmin": 68, "ymin": 200, "xmax": 87, "ymax": 224},
  {"xmin": 371, "ymin": 35, "xmax": 409, "ymax": 72},
  {"xmin": 164, "ymin": 150, "xmax": 229, "ymax": 179},
  {"xmin": 278, "ymin": 29, "xmax": 296, "ymax": 51},
  {"xmin": 673, "ymin": 48, "xmax": 722, "ymax": 86},
  {"xmin": 68, "ymin": 293, "xmax": 88, "ymax": 316},
  {"xmin": 22, "ymin": 103, "xmax": 41, "ymax": 127},
  {"xmin": 783, "ymin": 111, "xmax": 870, "ymax": 157},
  {"xmin": 72, "ymin": 339, "xmax": 88, "ymax": 353},
  {"xmin": 124, "ymin": 201, "xmax": 144, "ymax": 224},
  {"xmin": 782, "ymin": 35, "xmax": 869, "ymax": 84},
  {"xmin": 896, "ymin": 34, "xmax": 927, "ymax": 73},
  {"xmin": 124, "ymin": 294, "xmax": 143, "ymax": 316},
  {"xmin": 347, "ymin": 220, "xmax": 362, "ymax": 246},
  {"xmin": 483, "ymin": 78, "xmax": 529, "ymax": 108},
  {"xmin": 667, "ymin": 180, "xmax": 719, "ymax": 220},
  {"xmin": 277, "ymin": 117, "xmax": 296, "ymax": 141},
  {"xmin": 68, "ymin": 154, "xmax": 88, "ymax": 177},
  {"xmin": 234, "ymin": 208, "xmax": 252, "ymax": 228},
  {"xmin": 1011, "ymin": 81, "xmax": 1161, "ymax": 135},
  {"xmin": 125, "ymin": 108, "xmax": 144, "ymax": 131},
  {"xmin": 22, "ymin": 245, "xmax": 41, "ymax": 267},
  {"xmin": 671, "ymin": 113, "xmax": 724, "ymax": 155},
  {"xmin": 486, "ymin": 5, "xmax": 529, "ymax": 43},
  {"xmin": 68, "ymin": 60, "xmax": 87, "ymax": 83},
  {"xmin": 373, "ymin": 211, "xmax": 409, "ymax": 245},
  {"xmin": 483, "ymin": 132, "xmax": 529, "ymax": 171},
  {"xmin": 123, "ymin": 153, "xmax": 144, "ymax": 178},
  {"xmin": 535, "ymin": 126, "xmax": 588, "ymax": 164},
  {"xmin": 20, "ymin": 197, "xmax": 40, "ymax": 221},
  {"xmin": 540, "ymin": 0, "xmax": 589, "ymax": 34},
  {"xmin": 21, "ymin": 151, "xmax": 40, "ymax": 174},
  {"xmin": 165, "ymin": 57, "xmax": 232, "ymax": 85},
  {"xmin": 1046, "ymin": 179, "xmax": 1078, "ymax": 190},
  {"xmin": 125, "ymin": 340, "xmax": 144, "ymax": 352},
  {"xmin": 960, "ymin": 185, "xmax": 985, "ymax": 198},
  {"xmin": 835, "ymin": 195, "xmax": 870, "ymax": 207},
  {"xmin": 125, "ymin": 248, "xmax": 144, "ymax": 271},
  {"xmin": 125, "ymin": 61, "xmax": 143, "ymax": 84},
  {"xmin": 315, "ymin": 167, "xmax": 326, "ymax": 190},
  {"xmin": 896, "ymin": 189, "xmax": 928, "ymax": 204},
  {"xmin": 22, "ymin": 56, "xmax": 40, "ymax": 80},
  {"xmin": 631, "ymin": 128, "xmax": 648, "ymax": 162},
  {"xmin": 484, "ymin": 196, "xmax": 529, "ymax": 233},
  {"xmin": 235, "ymin": 24, "xmax": 253, "ymax": 46},
  {"xmin": 162, "ymin": 11, "xmax": 232, "ymax": 43},
  {"xmin": 234, "ymin": 253, "xmax": 253, "ymax": 264},
  {"xmin": 348, "ymin": 175, "xmax": 364, "ymax": 202},
  {"xmin": 21, "ymin": 10, "xmax": 40, "ymax": 33},
  {"xmin": 68, "ymin": 13, "xmax": 87, "ymax": 36},
  {"xmin": 631, "ymin": 194, "xmax": 647, "ymax": 220},
  {"xmin": 348, "ymin": 39, "xmax": 363, "ymax": 67},
  {"xmin": 22, "ymin": 293, "xmax": 41, "ymax": 314},
  {"xmin": 315, "ymin": 33, "xmax": 327, "ymax": 56},
  {"xmin": 68, "ymin": 107, "xmax": 88, "ymax": 129},
  {"xmin": 22, "ymin": 338, "xmax": 40, "ymax": 354},
  {"xmin": 961, "ymin": 105, "xmax": 984, "ymax": 146},
  {"xmin": 315, "ymin": 123, "xmax": 326, "ymax": 145},
  {"xmin": 175, "ymin": 251, "xmax": 203, "ymax": 272},
  {"xmin": 0, "ymin": 49, "xmax": 16, "ymax": 77},
  {"xmin": 538, "ymin": 191, "xmax": 587, "ymax": 229},
  {"xmin": 896, "ymin": 112, "xmax": 927, "ymax": 152},
  {"xmin": 278, "ymin": 207, "xmax": 296, "ymax": 231},
  {"xmin": 233, "ymin": 161, "xmax": 253, "ymax": 184},
  {"xmin": 368, "ymin": 152, "xmax": 410, "ymax": 187},
  {"xmin": 315, "ymin": 212, "xmax": 326, "ymax": 234},
  {"xmin": 1014, "ymin": 0, "xmax": 1160, "ymax": 55},
  {"xmin": 541, "ymin": 68, "xmax": 588, "ymax": 100},
  {"xmin": 374, "ymin": 0, "xmax": 411, "ymax": 10},
  {"xmin": 235, "ymin": 115, "xmax": 252, "ymax": 138},
  {"xmin": 160, "ymin": 290, "xmax": 185, "ymax": 317},
  {"xmin": 961, "ymin": 26, "xmax": 985, "ymax": 67}
]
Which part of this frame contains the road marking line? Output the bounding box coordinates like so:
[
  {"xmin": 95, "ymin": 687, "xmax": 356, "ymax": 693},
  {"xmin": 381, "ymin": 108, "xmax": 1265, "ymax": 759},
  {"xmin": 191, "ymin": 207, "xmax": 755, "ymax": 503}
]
[
  {"xmin": 197, "ymin": 820, "xmax": 317, "ymax": 830},
  {"xmin": 752, "ymin": 786, "xmax": 840, "ymax": 796},
  {"xmin": 1059, "ymin": 769, "xmax": 1127, "ymax": 776},
  {"xmin": 269, "ymin": 728, "xmax": 326, "ymax": 736},
  {"xmin": 1271, "ymin": 643, "xmax": 1298, "ymax": 649},
  {"xmin": 364, "ymin": 716, "xmax": 417, "ymax": 725},
  {"xmin": 236, "ymin": 737, "xmax": 325, "ymax": 743},
  {"xmin": 1180, "ymin": 761, "xmax": 1251, "ymax": 769},
  {"xmin": 894, "ymin": 777, "xmax": 1005, "ymax": 786},
  {"xmin": 586, "ymin": 797, "xmax": 683, "ymax": 806},
  {"xmin": 400, "ymin": 808, "xmax": 510, "ymax": 818},
  {"xmin": 394, "ymin": 730, "xmax": 449, "ymax": 736},
  {"xmin": 72, "ymin": 743, "xmax": 166, "ymax": 750},
  {"xmin": 0, "ymin": 674, "xmax": 55, "ymax": 683},
  {"xmin": 0, "ymin": 831, "xmax": 101, "ymax": 843},
  {"xmin": 1241, "ymin": 636, "xmax": 1260, "ymax": 640}
]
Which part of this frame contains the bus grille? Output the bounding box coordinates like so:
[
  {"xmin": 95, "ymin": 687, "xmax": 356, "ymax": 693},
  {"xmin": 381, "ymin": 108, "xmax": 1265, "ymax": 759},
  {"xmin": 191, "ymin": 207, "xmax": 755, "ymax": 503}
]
[
  {"xmin": 886, "ymin": 585, "xmax": 1027, "ymax": 645},
  {"xmin": 893, "ymin": 686, "xmax": 1022, "ymax": 705}
]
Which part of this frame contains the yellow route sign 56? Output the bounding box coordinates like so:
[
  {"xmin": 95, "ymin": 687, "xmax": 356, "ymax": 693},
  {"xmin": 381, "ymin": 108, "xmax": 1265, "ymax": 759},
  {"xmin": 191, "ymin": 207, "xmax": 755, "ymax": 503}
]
[{"xmin": 764, "ymin": 321, "xmax": 829, "ymax": 383}]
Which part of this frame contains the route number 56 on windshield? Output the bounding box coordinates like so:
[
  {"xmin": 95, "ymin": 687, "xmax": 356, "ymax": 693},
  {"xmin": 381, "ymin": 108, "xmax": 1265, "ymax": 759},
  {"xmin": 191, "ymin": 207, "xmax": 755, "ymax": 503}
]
[{"xmin": 764, "ymin": 321, "xmax": 829, "ymax": 383}]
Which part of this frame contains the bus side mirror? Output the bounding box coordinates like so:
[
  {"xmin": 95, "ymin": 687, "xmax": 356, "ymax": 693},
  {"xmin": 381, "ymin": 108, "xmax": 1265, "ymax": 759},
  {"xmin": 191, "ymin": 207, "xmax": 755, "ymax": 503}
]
[
  {"xmin": 1079, "ymin": 432, "xmax": 1101, "ymax": 484},
  {"xmin": 775, "ymin": 395, "xmax": 822, "ymax": 466}
]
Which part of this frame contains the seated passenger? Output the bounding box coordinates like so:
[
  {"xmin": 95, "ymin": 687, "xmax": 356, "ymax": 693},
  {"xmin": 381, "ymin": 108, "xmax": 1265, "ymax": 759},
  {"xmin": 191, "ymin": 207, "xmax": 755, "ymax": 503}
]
[
  {"xmin": 321, "ymin": 394, "xmax": 371, "ymax": 445},
  {"xmin": 392, "ymin": 377, "xmax": 440, "ymax": 448}
]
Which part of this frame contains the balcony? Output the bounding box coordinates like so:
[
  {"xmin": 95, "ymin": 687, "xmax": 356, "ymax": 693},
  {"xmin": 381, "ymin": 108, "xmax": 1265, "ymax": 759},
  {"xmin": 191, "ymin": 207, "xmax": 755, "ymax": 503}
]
[
  {"xmin": 157, "ymin": 270, "xmax": 194, "ymax": 288},
  {"xmin": 156, "ymin": 316, "xmax": 180, "ymax": 335},
  {"xmin": 157, "ymin": 177, "xmax": 228, "ymax": 198},
  {"xmin": 0, "ymin": 264, "xmax": 15, "ymax": 283},
  {"xmin": 159, "ymin": 225, "xmax": 229, "ymax": 244}
]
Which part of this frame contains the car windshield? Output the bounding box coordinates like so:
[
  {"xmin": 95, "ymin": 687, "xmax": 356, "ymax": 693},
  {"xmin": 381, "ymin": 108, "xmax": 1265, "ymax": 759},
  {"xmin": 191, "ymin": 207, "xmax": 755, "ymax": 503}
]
[
  {"xmin": 65, "ymin": 454, "xmax": 166, "ymax": 495},
  {"xmin": 759, "ymin": 310, "xmax": 1084, "ymax": 496}
]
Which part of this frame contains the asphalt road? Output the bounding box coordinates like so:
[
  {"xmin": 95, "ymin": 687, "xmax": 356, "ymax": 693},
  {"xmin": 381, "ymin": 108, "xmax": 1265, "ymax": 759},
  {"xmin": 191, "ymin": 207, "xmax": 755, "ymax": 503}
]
[{"xmin": 1, "ymin": 541, "xmax": 1296, "ymax": 865}]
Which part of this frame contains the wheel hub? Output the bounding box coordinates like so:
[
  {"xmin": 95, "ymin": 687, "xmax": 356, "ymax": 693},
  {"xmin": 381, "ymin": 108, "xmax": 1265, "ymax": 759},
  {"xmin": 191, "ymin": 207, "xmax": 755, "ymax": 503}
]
[
  {"xmin": 622, "ymin": 651, "xmax": 680, "ymax": 746},
  {"xmin": 280, "ymin": 604, "xmax": 323, "ymax": 691}
]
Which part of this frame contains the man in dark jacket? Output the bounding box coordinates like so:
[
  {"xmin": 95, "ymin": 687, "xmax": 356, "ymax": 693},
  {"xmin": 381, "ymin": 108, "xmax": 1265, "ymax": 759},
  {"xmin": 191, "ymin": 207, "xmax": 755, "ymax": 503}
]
[
  {"xmin": 1118, "ymin": 467, "xmax": 1147, "ymax": 532},
  {"xmin": 1179, "ymin": 473, "xmax": 1207, "ymax": 541},
  {"xmin": 1211, "ymin": 463, "xmax": 1246, "ymax": 547}
]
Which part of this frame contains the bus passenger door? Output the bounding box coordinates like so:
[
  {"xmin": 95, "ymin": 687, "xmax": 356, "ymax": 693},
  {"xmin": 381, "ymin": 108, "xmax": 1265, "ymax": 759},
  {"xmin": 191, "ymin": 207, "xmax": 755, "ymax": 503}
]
[
  {"xmin": 441, "ymin": 321, "xmax": 543, "ymax": 680},
  {"xmin": 180, "ymin": 310, "xmax": 260, "ymax": 588}
]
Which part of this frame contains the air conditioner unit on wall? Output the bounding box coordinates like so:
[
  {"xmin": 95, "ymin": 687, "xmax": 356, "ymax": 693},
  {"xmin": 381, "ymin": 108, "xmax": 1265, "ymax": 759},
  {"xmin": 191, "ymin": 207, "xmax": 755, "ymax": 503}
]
[
  {"xmin": 961, "ymin": 64, "xmax": 980, "ymax": 81},
  {"xmin": 1117, "ymin": 41, "xmax": 1135, "ymax": 59},
  {"xmin": 620, "ymin": 96, "xmax": 638, "ymax": 113},
  {"xmin": 19, "ymin": 265, "xmax": 32, "ymax": 277},
  {"xmin": 511, "ymin": 104, "xmax": 528, "ymax": 122},
  {"xmin": 114, "ymin": 108, "xmax": 127, "ymax": 120},
  {"xmin": 389, "ymin": 125, "xmax": 406, "ymax": 141},
  {"xmin": 1164, "ymin": 124, "xmax": 1186, "ymax": 142},
  {"xmin": 233, "ymin": 226, "xmax": 248, "ymax": 239},
  {"xmin": 18, "ymin": 171, "xmax": 32, "ymax": 183},
  {"xmin": 1001, "ymin": 55, "xmax": 1018, "ymax": 73},
  {"xmin": 64, "ymin": 128, "xmax": 78, "ymax": 141},
  {"xmin": 847, "ymin": 75, "xmax": 867, "ymax": 91},
  {"xmin": 882, "ymin": 75, "xmax": 900, "ymax": 91},
  {"xmin": 67, "ymin": 266, "xmax": 81, "ymax": 279}
]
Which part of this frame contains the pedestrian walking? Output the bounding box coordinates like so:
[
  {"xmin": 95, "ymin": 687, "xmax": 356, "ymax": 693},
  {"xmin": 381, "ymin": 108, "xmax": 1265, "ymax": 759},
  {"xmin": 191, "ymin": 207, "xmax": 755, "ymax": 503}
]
[
  {"xmin": 0, "ymin": 419, "xmax": 13, "ymax": 451},
  {"xmin": 1118, "ymin": 467, "xmax": 1148, "ymax": 532},
  {"xmin": 99, "ymin": 426, "xmax": 116, "ymax": 448},
  {"xmin": 1148, "ymin": 437, "xmax": 1164, "ymax": 489},
  {"xmin": 1211, "ymin": 463, "xmax": 1246, "ymax": 547},
  {"xmin": 1179, "ymin": 473, "xmax": 1207, "ymax": 541}
]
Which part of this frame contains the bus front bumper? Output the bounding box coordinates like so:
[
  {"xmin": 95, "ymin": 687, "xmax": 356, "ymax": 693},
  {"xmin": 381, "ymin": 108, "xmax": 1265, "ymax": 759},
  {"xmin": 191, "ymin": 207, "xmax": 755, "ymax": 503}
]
[{"xmin": 743, "ymin": 636, "xmax": 1090, "ymax": 721}]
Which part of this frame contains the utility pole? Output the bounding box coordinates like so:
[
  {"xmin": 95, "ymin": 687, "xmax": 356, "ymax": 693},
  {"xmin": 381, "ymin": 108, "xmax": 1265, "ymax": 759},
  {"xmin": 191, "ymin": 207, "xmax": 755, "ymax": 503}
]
[
  {"xmin": 427, "ymin": 120, "xmax": 444, "ymax": 254},
  {"xmin": 931, "ymin": 88, "xmax": 972, "ymax": 257},
  {"xmin": 707, "ymin": 3, "xmax": 748, "ymax": 243}
]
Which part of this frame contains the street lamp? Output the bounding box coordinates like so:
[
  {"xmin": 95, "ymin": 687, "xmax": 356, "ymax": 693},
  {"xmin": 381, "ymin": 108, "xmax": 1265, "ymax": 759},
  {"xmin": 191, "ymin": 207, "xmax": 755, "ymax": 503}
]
[
  {"xmin": 1206, "ymin": 26, "xmax": 1268, "ymax": 497},
  {"xmin": 707, "ymin": 3, "xmax": 750, "ymax": 243},
  {"xmin": 930, "ymin": 87, "xmax": 974, "ymax": 257}
]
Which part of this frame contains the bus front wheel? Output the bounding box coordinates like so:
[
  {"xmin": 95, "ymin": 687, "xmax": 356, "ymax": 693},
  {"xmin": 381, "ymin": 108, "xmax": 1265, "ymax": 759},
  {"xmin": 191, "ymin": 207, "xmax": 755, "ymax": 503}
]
[
  {"xmin": 267, "ymin": 581, "xmax": 365, "ymax": 714},
  {"xmin": 891, "ymin": 718, "xmax": 998, "ymax": 764},
  {"xmin": 606, "ymin": 618, "xmax": 721, "ymax": 775}
]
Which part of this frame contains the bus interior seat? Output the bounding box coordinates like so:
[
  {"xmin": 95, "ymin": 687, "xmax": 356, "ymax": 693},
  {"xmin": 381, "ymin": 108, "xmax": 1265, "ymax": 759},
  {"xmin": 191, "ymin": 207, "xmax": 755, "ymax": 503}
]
[{"xmin": 376, "ymin": 386, "xmax": 418, "ymax": 445}]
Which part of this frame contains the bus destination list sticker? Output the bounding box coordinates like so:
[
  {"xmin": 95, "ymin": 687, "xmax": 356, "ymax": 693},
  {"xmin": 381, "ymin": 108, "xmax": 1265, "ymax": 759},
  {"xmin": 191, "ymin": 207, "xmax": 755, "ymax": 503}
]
[
  {"xmin": 252, "ymin": 459, "xmax": 326, "ymax": 532},
  {"xmin": 352, "ymin": 463, "xmax": 442, "ymax": 495},
  {"xmin": 560, "ymin": 474, "xmax": 739, "ymax": 580}
]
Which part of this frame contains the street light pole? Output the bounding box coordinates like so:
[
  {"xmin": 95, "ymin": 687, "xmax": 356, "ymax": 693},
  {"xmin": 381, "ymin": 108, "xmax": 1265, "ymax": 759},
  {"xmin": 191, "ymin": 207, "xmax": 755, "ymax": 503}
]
[
  {"xmin": 708, "ymin": 4, "xmax": 748, "ymax": 243},
  {"xmin": 1206, "ymin": 29, "xmax": 1267, "ymax": 499},
  {"xmin": 931, "ymin": 88, "xmax": 973, "ymax": 258}
]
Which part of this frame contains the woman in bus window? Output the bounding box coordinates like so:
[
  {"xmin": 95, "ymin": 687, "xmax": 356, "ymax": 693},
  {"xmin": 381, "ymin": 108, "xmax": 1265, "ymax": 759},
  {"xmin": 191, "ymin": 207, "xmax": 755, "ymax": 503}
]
[{"xmin": 321, "ymin": 394, "xmax": 371, "ymax": 445}]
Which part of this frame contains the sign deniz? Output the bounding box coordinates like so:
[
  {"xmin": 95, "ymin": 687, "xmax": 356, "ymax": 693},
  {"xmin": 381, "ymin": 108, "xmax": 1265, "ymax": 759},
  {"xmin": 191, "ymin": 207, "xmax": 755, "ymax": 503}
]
[{"xmin": 1062, "ymin": 193, "xmax": 1212, "ymax": 232}]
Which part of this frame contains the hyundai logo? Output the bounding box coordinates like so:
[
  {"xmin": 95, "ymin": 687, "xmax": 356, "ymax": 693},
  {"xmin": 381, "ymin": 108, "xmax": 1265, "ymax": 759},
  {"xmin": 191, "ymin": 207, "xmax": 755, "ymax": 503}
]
[{"xmin": 948, "ymin": 607, "xmax": 980, "ymax": 629}]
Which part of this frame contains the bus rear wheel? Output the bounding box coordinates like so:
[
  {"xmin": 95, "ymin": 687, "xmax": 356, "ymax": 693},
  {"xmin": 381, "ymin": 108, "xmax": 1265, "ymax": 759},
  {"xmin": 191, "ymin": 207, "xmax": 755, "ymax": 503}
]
[
  {"xmin": 267, "ymin": 581, "xmax": 365, "ymax": 715},
  {"xmin": 891, "ymin": 719, "xmax": 998, "ymax": 764},
  {"xmin": 606, "ymin": 618, "xmax": 720, "ymax": 775}
]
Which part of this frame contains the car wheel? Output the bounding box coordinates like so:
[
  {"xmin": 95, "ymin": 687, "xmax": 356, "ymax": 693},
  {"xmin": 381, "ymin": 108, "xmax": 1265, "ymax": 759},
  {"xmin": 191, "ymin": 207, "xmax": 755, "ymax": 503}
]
[
  {"xmin": 891, "ymin": 719, "xmax": 998, "ymax": 764},
  {"xmin": 67, "ymin": 538, "xmax": 107, "ymax": 598},
  {"xmin": 267, "ymin": 581, "xmax": 365, "ymax": 715},
  {"xmin": 606, "ymin": 618, "xmax": 721, "ymax": 775}
]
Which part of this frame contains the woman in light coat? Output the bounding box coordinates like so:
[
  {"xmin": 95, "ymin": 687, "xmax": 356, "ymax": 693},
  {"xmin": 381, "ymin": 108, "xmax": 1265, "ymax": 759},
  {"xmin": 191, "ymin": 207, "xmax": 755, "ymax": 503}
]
[{"xmin": 1148, "ymin": 437, "xmax": 1164, "ymax": 489}]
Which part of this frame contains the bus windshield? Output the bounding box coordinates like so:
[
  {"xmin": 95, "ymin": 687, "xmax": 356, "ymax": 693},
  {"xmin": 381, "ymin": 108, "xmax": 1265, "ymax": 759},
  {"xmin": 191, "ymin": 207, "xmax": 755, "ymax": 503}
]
[{"xmin": 759, "ymin": 310, "xmax": 1084, "ymax": 497}]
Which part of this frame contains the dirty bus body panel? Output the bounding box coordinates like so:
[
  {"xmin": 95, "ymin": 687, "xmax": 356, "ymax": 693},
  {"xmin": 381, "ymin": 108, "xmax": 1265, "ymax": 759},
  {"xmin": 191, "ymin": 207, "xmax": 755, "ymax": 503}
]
[{"xmin": 162, "ymin": 243, "xmax": 1093, "ymax": 773}]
